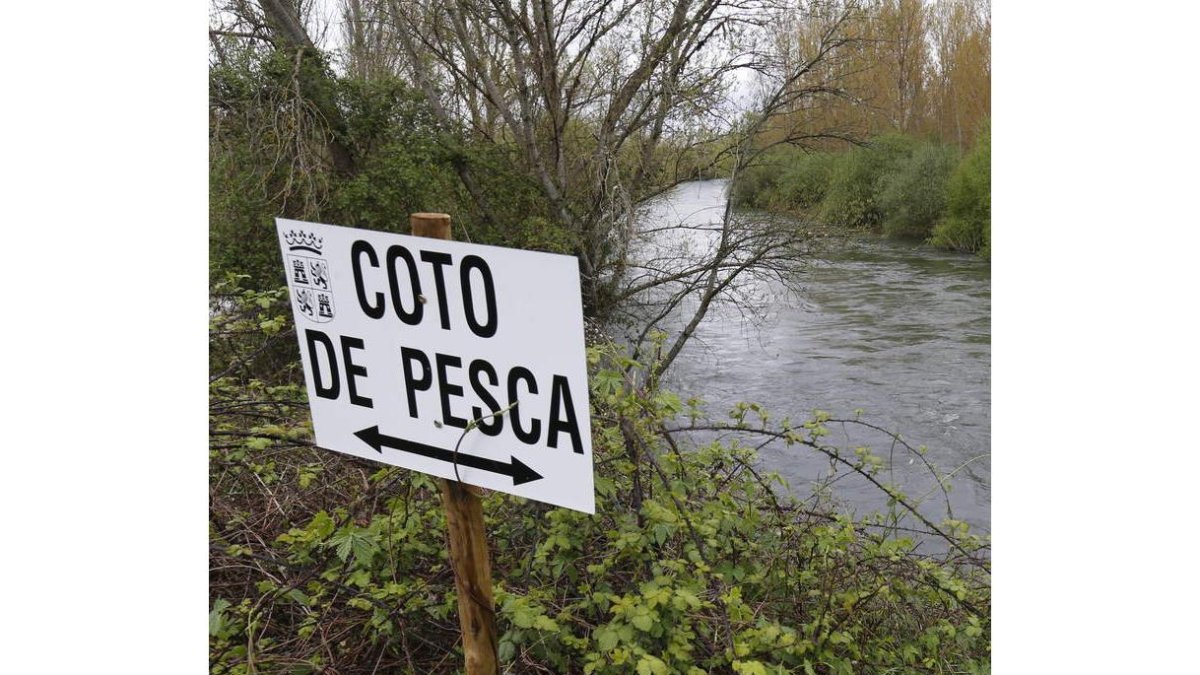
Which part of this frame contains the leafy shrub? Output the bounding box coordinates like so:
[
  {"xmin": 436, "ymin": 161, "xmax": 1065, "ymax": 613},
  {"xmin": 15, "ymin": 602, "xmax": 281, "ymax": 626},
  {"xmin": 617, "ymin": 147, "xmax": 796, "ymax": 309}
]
[
  {"xmin": 732, "ymin": 149, "xmax": 839, "ymax": 215},
  {"xmin": 931, "ymin": 121, "xmax": 991, "ymax": 256},
  {"xmin": 878, "ymin": 142, "xmax": 960, "ymax": 239},
  {"xmin": 211, "ymin": 58, "xmax": 561, "ymax": 292},
  {"xmin": 209, "ymin": 149, "xmax": 289, "ymax": 290},
  {"xmin": 730, "ymin": 148, "xmax": 792, "ymax": 209},
  {"xmin": 209, "ymin": 48, "xmax": 344, "ymax": 289},
  {"xmin": 817, "ymin": 134, "xmax": 917, "ymax": 228},
  {"xmin": 325, "ymin": 76, "xmax": 464, "ymax": 236},
  {"xmin": 329, "ymin": 138, "xmax": 461, "ymax": 235},
  {"xmin": 732, "ymin": 131, "xmax": 991, "ymax": 255},
  {"xmin": 210, "ymin": 289, "xmax": 991, "ymax": 674},
  {"xmin": 770, "ymin": 151, "xmax": 838, "ymax": 211}
]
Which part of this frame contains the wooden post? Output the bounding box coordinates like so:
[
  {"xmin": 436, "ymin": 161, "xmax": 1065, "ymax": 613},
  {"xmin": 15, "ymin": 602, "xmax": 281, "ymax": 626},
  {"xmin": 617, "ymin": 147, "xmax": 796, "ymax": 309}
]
[{"xmin": 410, "ymin": 212, "xmax": 500, "ymax": 675}]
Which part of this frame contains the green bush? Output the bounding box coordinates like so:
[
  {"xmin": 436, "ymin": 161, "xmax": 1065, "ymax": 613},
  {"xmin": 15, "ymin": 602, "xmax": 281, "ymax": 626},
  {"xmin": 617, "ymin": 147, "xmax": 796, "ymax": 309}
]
[
  {"xmin": 730, "ymin": 148, "xmax": 792, "ymax": 209},
  {"xmin": 209, "ymin": 148, "xmax": 290, "ymax": 289},
  {"xmin": 329, "ymin": 139, "xmax": 461, "ymax": 234},
  {"xmin": 931, "ymin": 121, "xmax": 991, "ymax": 256},
  {"xmin": 326, "ymin": 76, "xmax": 464, "ymax": 236},
  {"xmin": 210, "ymin": 288, "xmax": 991, "ymax": 674},
  {"xmin": 732, "ymin": 149, "xmax": 839, "ymax": 215},
  {"xmin": 878, "ymin": 142, "xmax": 960, "ymax": 239},
  {"xmin": 733, "ymin": 133, "xmax": 988, "ymax": 252},
  {"xmin": 209, "ymin": 48, "xmax": 345, "ymax": 289},
  {"xmin": 818, "ymin": 134, "xmax": 917, "ymax": 228},
  {"xmin": 211, "ymin": 57, "xmax": 567, "ymax": 291},
  {"xmin": 770, "ymin": 151, "xmax": 838, "ymax": 211}
]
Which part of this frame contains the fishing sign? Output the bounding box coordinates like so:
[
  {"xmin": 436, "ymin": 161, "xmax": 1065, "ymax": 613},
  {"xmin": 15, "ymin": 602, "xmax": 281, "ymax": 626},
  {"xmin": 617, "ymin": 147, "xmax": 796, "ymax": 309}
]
[{"xmin": 276, "ymin": 218, "xmax": 595, "ymax": 513}]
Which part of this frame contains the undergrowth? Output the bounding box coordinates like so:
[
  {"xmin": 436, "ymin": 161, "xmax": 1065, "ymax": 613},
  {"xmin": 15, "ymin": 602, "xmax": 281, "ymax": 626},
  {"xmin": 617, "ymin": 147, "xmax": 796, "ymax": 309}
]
[
  {"xmin": 210, "ymin": 278, "xmax": 990, "ymax": 674},
  {"xmin": 733, "ymin": 127, "xmax": 990, "ymax": 258}
]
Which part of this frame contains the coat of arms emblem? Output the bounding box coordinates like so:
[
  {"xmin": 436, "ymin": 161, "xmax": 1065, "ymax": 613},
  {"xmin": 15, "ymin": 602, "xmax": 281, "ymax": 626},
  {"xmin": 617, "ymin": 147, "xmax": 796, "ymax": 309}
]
[{"xmin": 284, "ymin": 230, "xmax": 335, "ymax": 323}]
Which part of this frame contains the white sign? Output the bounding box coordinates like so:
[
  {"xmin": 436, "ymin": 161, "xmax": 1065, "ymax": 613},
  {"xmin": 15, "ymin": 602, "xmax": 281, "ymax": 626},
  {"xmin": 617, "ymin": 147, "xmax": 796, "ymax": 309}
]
[{"xmin": 276, "ymin": 218, "xmax": 595, "ymax": 513}]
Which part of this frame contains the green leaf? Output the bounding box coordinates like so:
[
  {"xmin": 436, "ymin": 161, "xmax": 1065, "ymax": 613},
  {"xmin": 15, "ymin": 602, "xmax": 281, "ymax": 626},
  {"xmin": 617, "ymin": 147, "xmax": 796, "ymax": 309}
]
[
  {"xmin": 308, "ymin": 511, "xmax": 334, "ymax": 538},
  {"xmin": 498, "ymin": 638, "xmax": 516, "ymax": 662},
  {"xmin": 244, "ymin": 436, "xmax": 272, "ymax": 450},
  {"xmin": 674, "ymin": 589, "xmax": 702, "ymax": 609},
  {"xmin": 209, "ymin": 598, "xmax": 230, "ymax": 636},
  {"xmin": 636, "ymin": 655, "xmax": 668, "ymax": 675},
  {"xmin": 596, "ymin": 627, "xmax": 618, "ymax": 652},
  {"xmin": 335, "ymin": 535, "xmax": 353, "ymax": 562},
  {"xmin": 733, "ymin": 661, "xmax": 769, "ymax": 675},
  {"xmin": 512, "ymin": 606, "xmax": 535, "ymax": 629}
]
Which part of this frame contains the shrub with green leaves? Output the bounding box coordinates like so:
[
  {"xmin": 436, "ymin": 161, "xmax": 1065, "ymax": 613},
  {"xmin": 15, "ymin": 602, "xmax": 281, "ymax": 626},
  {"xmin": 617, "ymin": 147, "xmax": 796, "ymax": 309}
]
[
  {"xmin": 769, "ymin": 151, "xmax": 838, "ymax": 212},
  {"xmin": 730, "ymin": 148, "xmax": 791, "ymax": 209},
  {"xmin": 733, "ymin": 131, "xmax": 991, "ymax": 258},
  {"xmin": 210, "ymin": 55, "xmax": 562, "ymax": 293},
  {"xmin": 817, "ymin": 134, "xmax": 918, "ymax": 229},
  {"xmin": 878, "ymin": 142, "xmax": 960, "ymax": 239},
  {"xmin": 209, "ymin": 48, "xmax": 346, "ymax": 289},
  {"xmin": 732, "ymin": 149, "xmax": 837, "ymax": 215},
  {"xmin": 326, "ymin": 77, "xmax": 463, "ymax": 235},
  {"xmin": 931, "ymin": 122, "xmax": 991, "ymax": 256},
  {"xmin": 210, "ymin": 285, "xmax": 990, "ymax": 674}
]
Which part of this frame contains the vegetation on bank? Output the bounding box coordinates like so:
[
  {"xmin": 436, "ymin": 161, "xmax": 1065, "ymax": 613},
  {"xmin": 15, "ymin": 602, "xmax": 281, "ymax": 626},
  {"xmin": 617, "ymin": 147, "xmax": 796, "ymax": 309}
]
[
  {"xmin": 210, "ymin": 56, "xmax": 571, "ymax": 292},
  {"xmin": 930, "ymin": 125, "xmax": 991, "ymax": 257},
  {"xmin": 211, "ymin": 279, "xmax": 990, "ymax": 674},
  {"xmin": 733, "ymin": 123, "xmax": 991, "ymax": 257}
]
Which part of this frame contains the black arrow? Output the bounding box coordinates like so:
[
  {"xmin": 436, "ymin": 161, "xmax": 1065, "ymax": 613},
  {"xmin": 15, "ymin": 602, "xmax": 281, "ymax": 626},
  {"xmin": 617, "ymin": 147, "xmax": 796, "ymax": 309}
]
[{"xmin": 353, "ymin": 425, "xmax": 543, "ymax": 486}]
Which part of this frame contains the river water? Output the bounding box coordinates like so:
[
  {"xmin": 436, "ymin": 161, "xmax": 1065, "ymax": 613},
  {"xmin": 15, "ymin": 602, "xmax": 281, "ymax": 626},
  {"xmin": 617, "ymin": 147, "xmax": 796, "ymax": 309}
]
[{"xmin": 629, "ymin": 180, "xmax": 990, "ymax": 536}]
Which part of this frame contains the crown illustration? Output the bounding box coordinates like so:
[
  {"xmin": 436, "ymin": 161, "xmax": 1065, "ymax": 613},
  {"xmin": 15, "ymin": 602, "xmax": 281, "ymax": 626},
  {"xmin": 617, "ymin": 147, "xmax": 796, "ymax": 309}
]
[{"xmin": 285, "ymin": 230, "xmax": 324, "ymax": 253}]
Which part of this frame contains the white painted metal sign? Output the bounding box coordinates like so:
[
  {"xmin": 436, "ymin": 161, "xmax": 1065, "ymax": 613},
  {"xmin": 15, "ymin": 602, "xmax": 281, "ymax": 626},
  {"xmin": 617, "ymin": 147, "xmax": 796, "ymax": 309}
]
[{"xmin": 276, "ymin": 218, "xmax": 595, "ymax": 513}]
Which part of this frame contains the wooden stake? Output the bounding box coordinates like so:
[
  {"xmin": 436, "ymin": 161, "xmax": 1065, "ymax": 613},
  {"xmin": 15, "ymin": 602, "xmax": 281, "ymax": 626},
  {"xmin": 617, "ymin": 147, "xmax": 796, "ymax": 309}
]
[
  {"xmin": 410, "ymin": 212, "xmax": 452, "ymax": 240},
  {"xmin": 410, "ymin": 212, "xmax": 499, "ymax": 675}
]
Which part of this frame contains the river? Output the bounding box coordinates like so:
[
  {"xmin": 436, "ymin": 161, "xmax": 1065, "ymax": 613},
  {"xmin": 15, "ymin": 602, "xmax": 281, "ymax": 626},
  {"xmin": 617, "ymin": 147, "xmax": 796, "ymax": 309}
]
[{"xmin": 629, "ymin": 180, "xmax": 990, "ymax": 536}]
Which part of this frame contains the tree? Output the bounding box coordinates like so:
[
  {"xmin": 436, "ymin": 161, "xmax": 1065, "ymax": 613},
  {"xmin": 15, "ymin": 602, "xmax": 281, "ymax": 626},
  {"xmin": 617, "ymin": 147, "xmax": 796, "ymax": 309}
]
[
  {"xmin": 209, "ymin": 0, "xmax": 349, "ymax": 283},
  {"xmin": 212, "ymin": 0, "xmax": 868, "ymax": 373},
  {"xmin": 927, "ymin": 0, "xmax": 990, "ymax": 147},
  {"xmin": 362, "ymin": 0, "xmax": 859, "ymax": 316}
]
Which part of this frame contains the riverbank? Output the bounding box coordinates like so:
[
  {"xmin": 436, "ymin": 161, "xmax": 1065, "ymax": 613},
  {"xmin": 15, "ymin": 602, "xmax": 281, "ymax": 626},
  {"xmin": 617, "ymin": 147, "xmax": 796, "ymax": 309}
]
[{"xmin": 733, "ymin": 125, "xmax": 991, "ymax": 258}]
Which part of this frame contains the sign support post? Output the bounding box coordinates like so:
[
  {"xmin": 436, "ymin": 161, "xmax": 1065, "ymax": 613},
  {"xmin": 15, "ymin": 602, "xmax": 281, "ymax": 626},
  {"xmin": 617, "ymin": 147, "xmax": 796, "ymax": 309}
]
[{"xmin": 411, "ymin": 212, "xmax": 499, "ymax": 675}]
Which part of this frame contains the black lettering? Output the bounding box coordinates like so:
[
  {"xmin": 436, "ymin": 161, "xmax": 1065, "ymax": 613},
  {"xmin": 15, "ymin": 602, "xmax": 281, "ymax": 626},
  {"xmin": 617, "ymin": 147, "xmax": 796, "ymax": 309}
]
[
  {"xmin": 305, "ymin": 329, "xmax": 340, "ymax": 400},
  {"xmin": 420, "ymin": 250, "xmax": 454, "ymax": 329},
  {"xmin": 460, "ymin": 255, "xmax": 498, "ymax": 338},
  {"xmin": 339, "ymin": 336, "xmax": 372, "ymax": 409},
  {"xmin": 547, "ymin": 375, "xmax": 583, "ymax": 454},
  {"xmin": 386, "ymin": 245, "xmax": 423, "ymax": 325},
  {"xmin": 400, "ymin": 347, "xmax": 431, "ymax": 418},
  {"xmin": 469, "ymin": 360, "xmax": 503, "ymax": 436},
  {"xmin": 507, "ymin": 366, "xmax": 541, "ymax": 445},
  {"xmin": 351, "ymin": 240, "xmax": 384, "ymax": 319},
  {"xmin": 435, "ymin": 353, "xmax": 469, "ymax": 429}
]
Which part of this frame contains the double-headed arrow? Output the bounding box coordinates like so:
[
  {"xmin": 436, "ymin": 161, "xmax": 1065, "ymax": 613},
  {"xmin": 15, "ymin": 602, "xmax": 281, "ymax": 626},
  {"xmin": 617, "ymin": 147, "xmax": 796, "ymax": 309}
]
[{"xmin": 353, "ymin": 425, "xmax": 543, "ymax": 485}]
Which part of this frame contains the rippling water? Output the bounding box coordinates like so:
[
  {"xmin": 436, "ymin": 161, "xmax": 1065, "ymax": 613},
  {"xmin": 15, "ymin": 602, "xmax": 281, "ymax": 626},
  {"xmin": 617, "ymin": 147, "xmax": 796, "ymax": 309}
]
[{"xmin": 630, "ymin": 180, "xmax": 991, "ymax": 534}]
